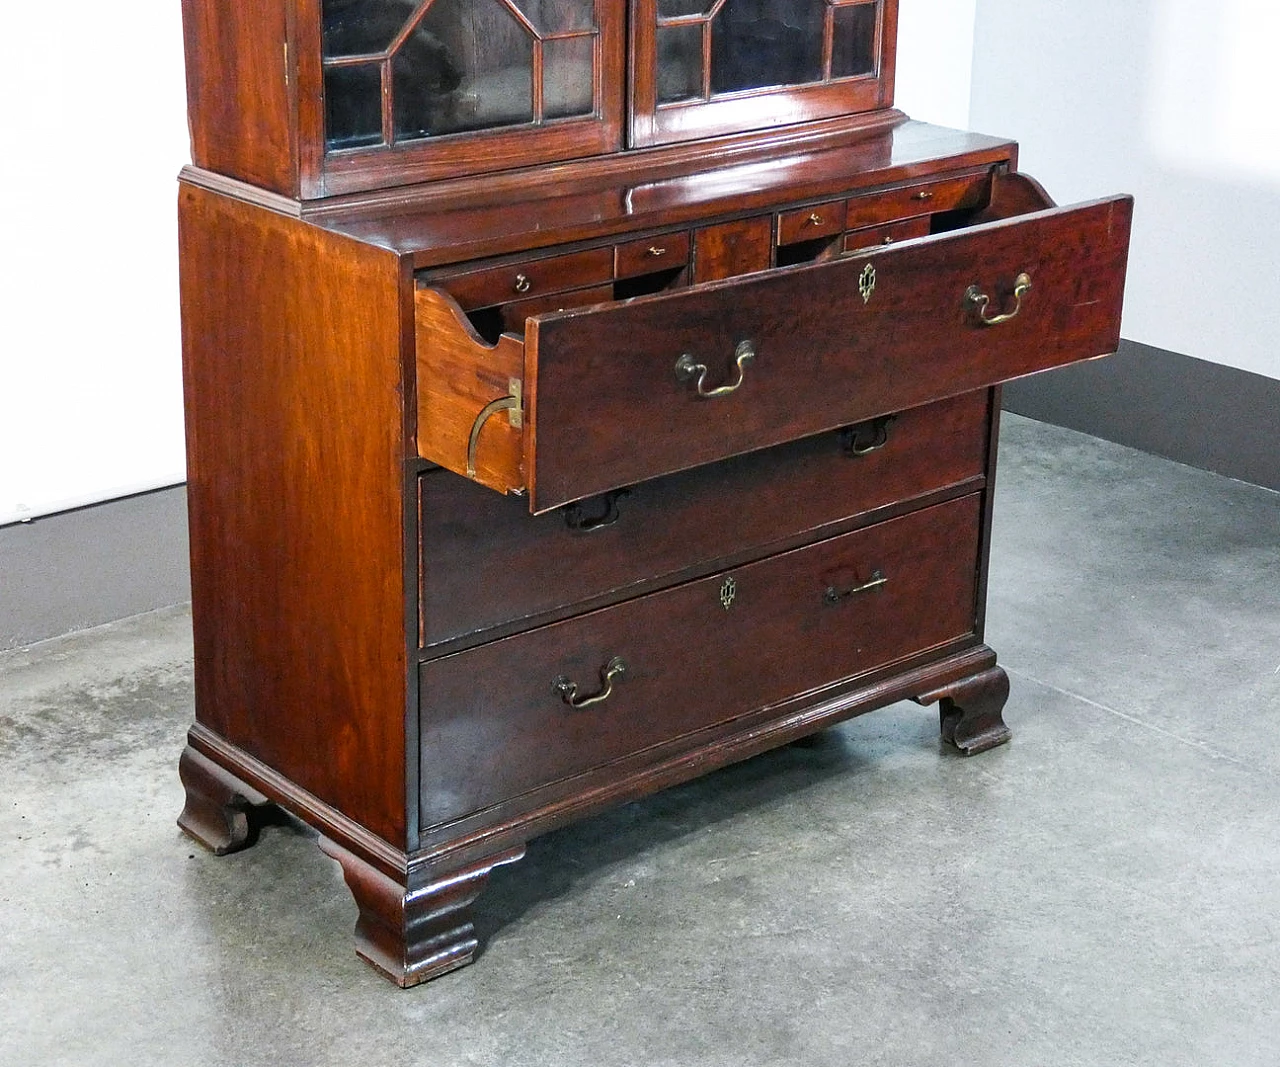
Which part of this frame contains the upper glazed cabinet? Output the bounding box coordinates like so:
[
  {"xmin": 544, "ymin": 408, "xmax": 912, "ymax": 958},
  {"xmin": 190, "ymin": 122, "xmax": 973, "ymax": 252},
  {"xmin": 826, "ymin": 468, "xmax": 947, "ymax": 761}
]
[{"xmin": 182, "ymin": 0, "xmax": 897, "ymax": 196}]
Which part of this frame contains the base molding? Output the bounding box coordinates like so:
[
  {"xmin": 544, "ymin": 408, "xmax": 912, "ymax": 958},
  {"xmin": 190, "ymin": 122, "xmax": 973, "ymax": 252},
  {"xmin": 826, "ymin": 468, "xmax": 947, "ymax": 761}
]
[{"xmin": 1004, "ymin": 340, "xmax": 1280, "ymax": 492}]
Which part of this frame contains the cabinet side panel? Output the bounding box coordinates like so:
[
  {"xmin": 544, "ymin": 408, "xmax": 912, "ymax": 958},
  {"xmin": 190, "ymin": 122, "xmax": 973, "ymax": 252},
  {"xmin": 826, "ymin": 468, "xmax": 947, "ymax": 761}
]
[
  {"xmin": 179, "ymin": 186, "xmax": 407, "ymax": 845},
  {"xmin": 182, "ymin": 0, "xmax": 296, "ymax": 195}
]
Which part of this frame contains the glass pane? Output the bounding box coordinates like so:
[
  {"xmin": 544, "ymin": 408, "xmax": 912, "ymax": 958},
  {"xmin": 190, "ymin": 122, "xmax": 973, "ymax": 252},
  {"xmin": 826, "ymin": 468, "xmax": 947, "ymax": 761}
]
[
  {"xmin": 709, "ymin": 0, "xmax": 825, "ymax": 96},
  {"xmin": 544, "ymin": 37, "xmax": 595, "ymax": 119},
  {"xmin": 657, "ymin": 0, "xmax": 716, "ymax": 17},
  {"xmin": 511, "ymin": 0, "xmax": 596, "ymax": 35},
  {"xmin": 323, "ymin": 0, "xmax": 404, "ymax": 57},
  {"xmin": 656, "ymin": 23, "xmax": 704, "ymax": 104},
  {"xmin": 393, "ymin": 0, "xmax": 535, "ymax": 140},
  {"xmin": 326, "ymin": 64, "xmax": 384, "ymax": 149},
  {"xmin": 831, "ymin": 2, "xmax": 878, "ymax": 78}
]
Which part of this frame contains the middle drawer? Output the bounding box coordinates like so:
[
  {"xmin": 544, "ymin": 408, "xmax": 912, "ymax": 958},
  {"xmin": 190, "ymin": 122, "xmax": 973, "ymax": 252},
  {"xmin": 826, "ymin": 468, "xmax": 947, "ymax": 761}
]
[{"xmin": 420, "ymin": 391, "xmax": 989, "ymax": 652}]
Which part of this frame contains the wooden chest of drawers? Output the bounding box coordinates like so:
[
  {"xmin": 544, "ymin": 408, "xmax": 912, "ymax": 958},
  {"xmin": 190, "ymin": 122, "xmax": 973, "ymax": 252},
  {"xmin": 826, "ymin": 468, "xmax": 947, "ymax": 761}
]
[
  {"xmin": 176, "ymin": 128, "xmax": 1131, "ymax": 985},
  {"xmin": 173, "ymin": 0, "xmax": 1130, "ymax": 991}
]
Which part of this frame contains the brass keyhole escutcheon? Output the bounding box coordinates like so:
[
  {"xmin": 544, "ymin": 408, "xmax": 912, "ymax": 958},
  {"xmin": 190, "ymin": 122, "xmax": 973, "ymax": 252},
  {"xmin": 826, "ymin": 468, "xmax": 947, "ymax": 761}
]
[
  {"xmin": 720, "ymin": 577, "xmax": 736, "ymax": 611},
  {"xmin": 859, "ymin": 263, "xmax": 877, "ymax": 304}
]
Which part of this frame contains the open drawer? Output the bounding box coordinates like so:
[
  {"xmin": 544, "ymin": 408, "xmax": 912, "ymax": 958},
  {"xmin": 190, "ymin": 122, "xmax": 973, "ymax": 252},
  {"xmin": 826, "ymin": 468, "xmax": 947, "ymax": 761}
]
[{"xmin": 415, "ymin": 173, "xmax": 1133, "ymax": 513}]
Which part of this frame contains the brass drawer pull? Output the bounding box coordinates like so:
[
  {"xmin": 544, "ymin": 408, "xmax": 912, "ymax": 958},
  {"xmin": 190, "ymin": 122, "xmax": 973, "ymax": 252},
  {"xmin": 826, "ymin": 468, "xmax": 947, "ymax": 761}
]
[
  {"xmin": 824, "ymin": 570, "xmax": 887, "ymax": 605},
  {"xmin": 554, "ymin": 656, "xmax": 627, "ymax": 708},
  {"xmin": 563, "ymin": 488, "xmax": 629, "ymax": 533},
  {"xmin": 675, "ymin": 340, "xmax": 755, "ymax": 399},
  {"xmin": 967, "ymin": 272, "xmax": 1032, "ymax": 327},
  {"xmin": 913, "ymin": 190, "xmax": 934, "ymax": 201},
  {"xmin": 465, "ymin": 379, "xmax": 523, "ymax": 478},
  {"xmin": 807, "ymin": 212, "xmax": 823, "ymax": 225},
  {"xmin": 647, "ymin": 246, "xmax": 667, "ymax": 257},
  {"xmin": 840, "ymin": 414, "xmax": 896, "ymax": 457},
  {"xmin": 513, "ymin": 273, "xmax": 532, "ymax": 293}
]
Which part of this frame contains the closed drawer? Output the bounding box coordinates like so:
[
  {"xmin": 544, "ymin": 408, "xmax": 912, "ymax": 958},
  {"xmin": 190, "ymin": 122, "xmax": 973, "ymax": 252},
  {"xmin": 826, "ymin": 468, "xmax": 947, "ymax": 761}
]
[
  {"xmin": 844, "ymin": 172, "xmax": 990, "ymax": 230},
  {"xmin": 420, "ymin": 391, "xmax": 990, "ymax": 650},
  {"xmin": 615, "ymin": 231, "xmax": 691, "ymax": 279},
  {"xmin": 415, "ymin": 172, "xmax": 1132, "ymax": 512},
  {"xmin": 777, "ymin": 200, "xmax": 846, "ymax": 245},
  {"xmin": 439, "ymin": 246, "xmax": 614, "ymax": 310},
  {"xmin": 418, "ymin": 493, "xmax": 983, "ymax": 828},
  {"xmin": 843, "ymin": 216, "xmax": 931, "ymax": 254}
]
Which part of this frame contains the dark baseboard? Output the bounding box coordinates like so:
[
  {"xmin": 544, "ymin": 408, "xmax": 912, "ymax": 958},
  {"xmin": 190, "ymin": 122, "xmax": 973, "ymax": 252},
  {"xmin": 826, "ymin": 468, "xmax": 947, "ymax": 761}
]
[
  {"xmin": 0, "ymin": 486, "xmax": 190, "ymax": 651},
  {"xmin": 1004, "ymin": 340, "xmax": 1280, "ymax": 493}
]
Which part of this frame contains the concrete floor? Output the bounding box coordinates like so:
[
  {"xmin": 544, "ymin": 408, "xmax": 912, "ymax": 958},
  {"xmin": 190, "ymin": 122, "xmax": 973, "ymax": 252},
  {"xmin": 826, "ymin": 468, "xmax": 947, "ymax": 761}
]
[{"xmin": 3, "ymin": 414, "xmax": 1279, "ymax": 1067}]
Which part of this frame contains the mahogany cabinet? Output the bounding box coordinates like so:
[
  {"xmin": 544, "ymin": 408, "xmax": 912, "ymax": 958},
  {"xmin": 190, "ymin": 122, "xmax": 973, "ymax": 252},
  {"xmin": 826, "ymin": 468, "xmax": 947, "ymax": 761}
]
[{"xmin": 176, "ymin": 0, "xmax": 1132, "ymax": 986}]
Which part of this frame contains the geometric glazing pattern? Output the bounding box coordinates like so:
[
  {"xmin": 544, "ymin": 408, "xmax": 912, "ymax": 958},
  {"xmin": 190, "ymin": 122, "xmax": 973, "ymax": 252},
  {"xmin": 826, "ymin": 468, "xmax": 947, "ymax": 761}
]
[
  {"xmin": 323, "ymin": 0, "xmax": 599, "ymax": 149},
  {"xmin": 656, "ymin": 0, "xmax": 879, "ymax": 105}
]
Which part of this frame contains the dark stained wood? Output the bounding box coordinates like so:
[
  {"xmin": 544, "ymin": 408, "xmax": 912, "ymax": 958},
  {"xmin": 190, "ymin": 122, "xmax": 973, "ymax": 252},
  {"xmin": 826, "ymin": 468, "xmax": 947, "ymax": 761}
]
[
  {"xmin": 419, "ymin": 494, "xmax": 982, "ymax": 827},
  {"xmin": 916, "ymin": 664, "xmax": 1012, "ymax": 755},
  {"xmin": 181, "ymin": 0, "xmax": 296, "ymax": 195},
  {"xmin": 524, "ymin": 192, "xmax": 1133, "ymax": 511},
  {"xmin": 176, "ymin": 0, "xmax": 1130, "ymax": 986},
  {"xmin": 777, "ymin": 199, "xmax": 847, "ymax": 245},
  {"xmin": 419, "ymin": 392, "xmax": 990, "ymax": 651},
  {"xmin": 179, "ymin": 183, "xmax": 411, "ymax": 847},
  {"xmin": 319, "ymin": 836, "xmax": 525, "ymax": 987},
  {"xmin": 304, "ymin": 122, "xmax": 1016, "ymax": 267},
  {"xmin": 842, "ymin": 215, "xmax": 930, "ymax": 253},
  {"xmin": 615, "ymin": 230, "xmax": 692, "ymax": 278},
  {"xmin": 177, "ymin": 744, "xmax": 270, "ymax": 855},
  {"xmin": 498, "ymin": 284, "xmax": 617, "ymax": 334},
  {"xmin": 693, "ymin": 215, "xmax": 774, "ymax": 282},
  {"xmin": 435, "ymin": 247, "xmax": 615, "ymax": 310},
  {"xmin": 844, "ymin": 169, "xmax": 991, "ymax": 229}
]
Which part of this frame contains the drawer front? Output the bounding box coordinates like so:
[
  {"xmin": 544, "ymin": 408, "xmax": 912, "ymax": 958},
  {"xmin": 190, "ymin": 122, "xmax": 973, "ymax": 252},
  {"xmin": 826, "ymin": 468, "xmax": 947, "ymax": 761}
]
[
  {"xmin": 693, "ymin": 216, "xmax": 773, "ymax": 282},
  {"xmin": 418, "ymin": 494, "xmax": 982, "ymax": 828},
  {"xmin": 777, "ymin": 200, "xmax": 847, "ymax": 245},
  {"xmin": 442, "ymin": 247, "xmax": 614, "ymax": 310},
  {"xmin": 420, "ymin": 391, "xmax": 990, "ymax": 650},
  {"xmin": 524, "ymin": 193, "xmax": 1132, "ymax": 511},
  {"xmin": 845, "ymin": 173, "xmax": 990, "ymax": 230},
  {"xmin": 843, "ymin": 216, "xmax": 931, "ymax": 254},
  {"xmin": 615, "ymin": 231, "xmax": 691, "ymax": 279}
]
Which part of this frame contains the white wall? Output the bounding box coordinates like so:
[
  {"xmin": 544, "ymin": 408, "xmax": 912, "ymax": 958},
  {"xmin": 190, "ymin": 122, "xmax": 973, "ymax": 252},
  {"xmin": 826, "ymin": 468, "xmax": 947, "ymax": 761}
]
[
  {"xmin": 895, "ymin": 0, "xmax": 978, "ymax": 128},
  {"xmin": 0, "ymin": 3, "xmax": 191, "ymax": 526},
  {"xmin": 970, "ymin": 0, "xmax": 1280, "ymax": 382}
]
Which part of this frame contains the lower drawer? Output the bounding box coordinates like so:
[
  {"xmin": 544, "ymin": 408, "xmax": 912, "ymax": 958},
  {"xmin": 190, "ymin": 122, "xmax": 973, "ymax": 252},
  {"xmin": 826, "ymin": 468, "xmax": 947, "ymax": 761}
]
[
  {"xmin": 418, "ymin": 493, "xmax": 983, "ymax": 828},
  {"xmin": 420, "ymin": 391, "xmax": 990, "ymax": 651}
]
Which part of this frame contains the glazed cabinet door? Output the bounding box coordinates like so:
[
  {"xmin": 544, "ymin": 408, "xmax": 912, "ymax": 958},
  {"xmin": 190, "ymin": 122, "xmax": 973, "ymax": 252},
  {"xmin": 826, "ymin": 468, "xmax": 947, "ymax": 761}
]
[
  {"xmin": 630, "ymin": 0, "xmax": 897, "ymax": 146},
  {"xmin": 314, "ymin": 0, "xmax": 625, "ymax": 192}
]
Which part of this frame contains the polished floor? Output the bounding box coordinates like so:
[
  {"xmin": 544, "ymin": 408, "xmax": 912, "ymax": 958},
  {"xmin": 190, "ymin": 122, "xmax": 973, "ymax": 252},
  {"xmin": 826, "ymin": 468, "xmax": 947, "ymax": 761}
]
[{"xmin": 3, "ymin": 414, "xmax": 1278, "ymax": 1067}]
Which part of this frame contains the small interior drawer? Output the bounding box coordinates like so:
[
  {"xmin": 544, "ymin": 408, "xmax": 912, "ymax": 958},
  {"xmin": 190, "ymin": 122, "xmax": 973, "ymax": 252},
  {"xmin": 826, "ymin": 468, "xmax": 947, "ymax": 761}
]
[
  {"xmin": 843, "ymin": 216, "xmax": 931, "ymax": 254},
  {"xmin": 777, "ymin": 200, "xmax": 847, "ymax": 245},
  {"xmin": 418, "ymin": 493, "xmax": 984, "ymax": 828},
  {"xmin": 844, "ymin": 172, "xmax": 991, "ymax": 230},
  {"xmin": 438, "ymin": 246, "xmax": 615, "ymax": 310},
  {"xmin": 615, "ymin": 231, "xmax": 691, "ymax": 279}
]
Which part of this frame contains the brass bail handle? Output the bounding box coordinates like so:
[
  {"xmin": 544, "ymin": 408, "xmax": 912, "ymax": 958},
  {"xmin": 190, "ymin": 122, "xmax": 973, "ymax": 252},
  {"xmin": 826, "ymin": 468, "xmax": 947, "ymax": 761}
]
[
  {"xmin": 824, "ymin": 569, "xmax": 888, "ymax": 605},
  {"xmin": 554, "ymin": 656, "xmax": 627, "ymax": 709},
  {"xmin": 966, "ymin": 272, "xmax": 1032, "ymax": 326},
  {"xmin": 674, "ymin": 340, "xmax": 755, "ymax": 399}
]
